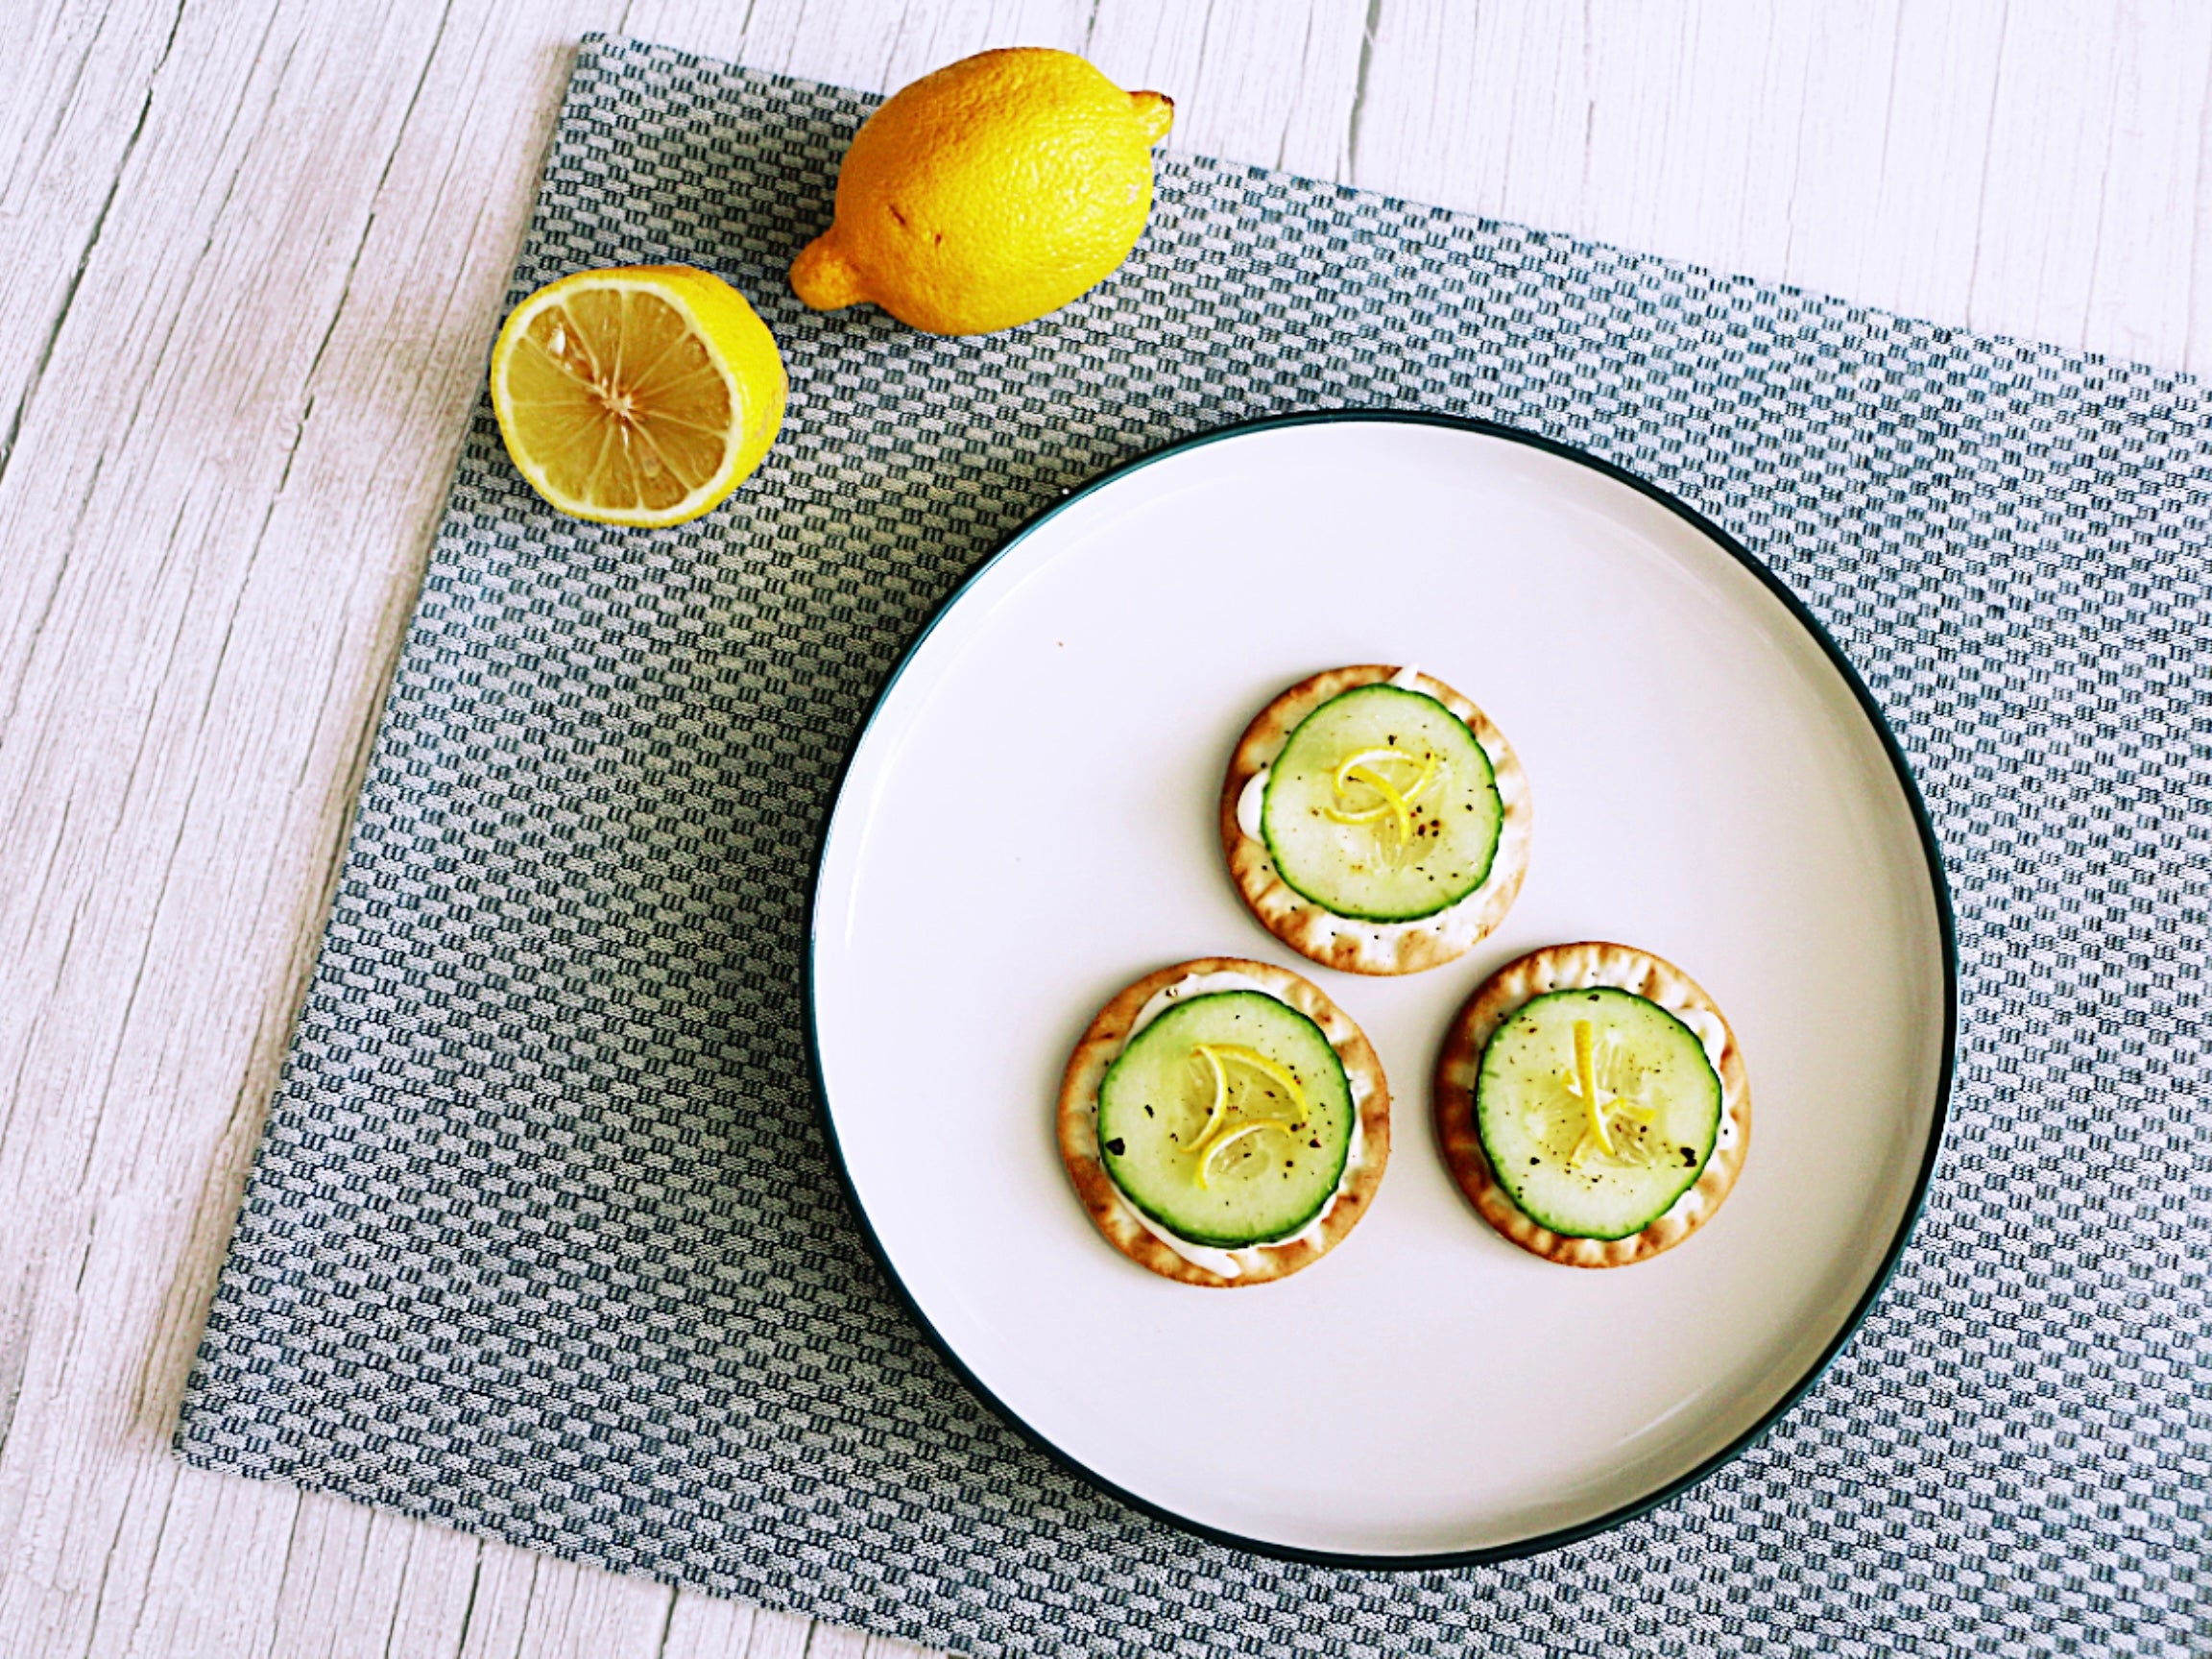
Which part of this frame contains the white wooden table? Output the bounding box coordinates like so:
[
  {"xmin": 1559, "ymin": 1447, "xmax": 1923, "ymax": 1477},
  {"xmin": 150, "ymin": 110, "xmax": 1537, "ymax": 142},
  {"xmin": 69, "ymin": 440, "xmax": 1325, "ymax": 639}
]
[{"xmin": 2, "ymin": 3, "xmax": 2204, "ymax": 1653}]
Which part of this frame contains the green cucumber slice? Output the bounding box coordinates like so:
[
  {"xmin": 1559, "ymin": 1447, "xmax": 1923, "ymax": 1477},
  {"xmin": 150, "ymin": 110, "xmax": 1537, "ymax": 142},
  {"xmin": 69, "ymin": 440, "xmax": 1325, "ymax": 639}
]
[
  {"xmin": 1098, "ymin": 991, "xmax": 1354, "ymax": 1248},
  {"xmin": 1261, "ymin": 685, "xmax": 1502, "ymax": 924},
  {"xmin": 1475, "ymin": 987, "xmax": 1721, "ymax": 1239}
]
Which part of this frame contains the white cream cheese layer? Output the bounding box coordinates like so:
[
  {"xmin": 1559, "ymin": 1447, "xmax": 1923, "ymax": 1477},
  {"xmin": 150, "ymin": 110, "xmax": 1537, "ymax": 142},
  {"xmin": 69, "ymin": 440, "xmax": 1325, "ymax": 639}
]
[
  {"xmin": 1100, "ymin": 971, "xmax": 1366, "ymax": 1279},
  {"xmin": 1671, "ymin": 1006, "xmax": 1735, "ymax": 1142},
  {"xmin": 1640, "ymin": 1004, "xmax": 1735, "ymax": 1224},
  {"xmin": 1124, "ymin": 970, "xmax": 1276, "ymax": 1041},
  {"xmin": 1236, "ymin": 769, "xmax": 1269, "ymax": 841},
  {"xmin": 1124, "ymin": 1205, "xmax": 1254, "ymax": 1280}
]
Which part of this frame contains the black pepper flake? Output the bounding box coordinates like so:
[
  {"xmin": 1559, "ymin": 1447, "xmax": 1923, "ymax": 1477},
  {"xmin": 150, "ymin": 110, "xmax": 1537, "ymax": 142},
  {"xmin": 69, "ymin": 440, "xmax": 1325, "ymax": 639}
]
[
  {"xmin": 1143, "ymin": 1104, "xmax": 1154, "ymax": 1117},
  {"xmin": 1103, "ymin": 1137, "xmax": 1126, "ymax": 1157}
]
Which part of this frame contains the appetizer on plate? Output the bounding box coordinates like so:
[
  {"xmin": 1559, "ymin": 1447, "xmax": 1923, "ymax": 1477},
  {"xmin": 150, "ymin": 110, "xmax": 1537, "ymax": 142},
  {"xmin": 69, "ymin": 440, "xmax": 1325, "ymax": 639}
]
[
  {"xmin": 1058, "ymin": 956, "xmax": 1390, "ymax": 1286},
  {"xmin": 1219, "ymin": 665, "xmax": 1531, "ymax": 975},
  {"xmin": 1434, "ymin": 942, "xmax": 1750, "ymax": 1268}
]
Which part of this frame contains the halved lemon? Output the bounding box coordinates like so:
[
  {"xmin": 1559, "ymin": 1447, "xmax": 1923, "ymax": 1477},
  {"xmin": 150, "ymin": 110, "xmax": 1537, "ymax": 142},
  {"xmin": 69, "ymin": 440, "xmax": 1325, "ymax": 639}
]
[{"xmin": 489, "ymin": 266, "xmax": 787, "ymax": 527}]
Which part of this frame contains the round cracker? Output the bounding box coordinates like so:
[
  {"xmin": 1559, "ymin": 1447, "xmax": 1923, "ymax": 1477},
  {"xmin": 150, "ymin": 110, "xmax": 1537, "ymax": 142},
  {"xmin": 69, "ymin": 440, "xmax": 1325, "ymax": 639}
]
[
  {"xmin": 1433, "ymin": 941, "xmax": 1751, "ymax": 1268},
  {"xmin": 1219, "ymin": 666, "xmax": 1532, "ymax": 976},
  {"xmin": 1058, "ymin": 956, "xmax": 1391, "ymax": 1287}
]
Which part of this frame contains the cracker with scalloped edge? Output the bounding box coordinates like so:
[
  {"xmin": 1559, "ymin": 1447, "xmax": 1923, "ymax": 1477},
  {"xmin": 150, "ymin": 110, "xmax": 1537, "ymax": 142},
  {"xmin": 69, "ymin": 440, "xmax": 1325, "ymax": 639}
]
[
  {"xmin": 1433, "ymin": 941, "xmax": 1750, "ymax": 1268},
  {"xmin": 1058, "ymin": 956, "xmax": 1390, "ymax": 1286},
  {"xmin": 1219, "ymin": 665, "xmax": 1531, "ymax": 976}
]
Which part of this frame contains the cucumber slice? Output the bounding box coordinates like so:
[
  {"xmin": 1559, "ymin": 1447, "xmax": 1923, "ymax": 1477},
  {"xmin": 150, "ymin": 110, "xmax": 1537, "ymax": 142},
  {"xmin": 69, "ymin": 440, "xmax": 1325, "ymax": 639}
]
[
  {"xmin": 1098, "ymin": 991, "xmax": 1355, "ymax": 1248},
  {"xmin": 1475, "ymin": 987, "xmax": 1721, "ymax": 1240},
  {"xmin": 1261, "ymin": 685, "xmax": 1502, "ymax": 924}
]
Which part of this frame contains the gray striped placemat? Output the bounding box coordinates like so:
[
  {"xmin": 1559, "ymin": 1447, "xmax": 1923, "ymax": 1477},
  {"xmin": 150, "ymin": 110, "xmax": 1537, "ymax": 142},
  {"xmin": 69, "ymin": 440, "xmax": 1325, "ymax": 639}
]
[{"xmin": 177, "ymin": 34, "xmax": 2208, "ymax": 1657}]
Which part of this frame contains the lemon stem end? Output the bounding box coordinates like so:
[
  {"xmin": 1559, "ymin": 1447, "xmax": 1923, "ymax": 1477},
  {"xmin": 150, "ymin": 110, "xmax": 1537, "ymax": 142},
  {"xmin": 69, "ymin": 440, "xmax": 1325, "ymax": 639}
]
[
  {"xmin": 790, "ymin": 236, "xmax": 868, "ymax": 311},
  {"xmin": 1131, "ymin": 90, "xmax": 1174, "ymax": 145}
]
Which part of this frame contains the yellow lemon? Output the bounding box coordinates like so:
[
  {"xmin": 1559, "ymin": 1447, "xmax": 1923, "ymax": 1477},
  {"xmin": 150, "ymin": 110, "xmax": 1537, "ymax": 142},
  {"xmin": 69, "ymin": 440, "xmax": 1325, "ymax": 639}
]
[
  {"xmin": 790, "ymin": 48, "xmax": 1173, "ymax": 335},
  {"xmin": 490, "ymin": 265, "xmax": 787, "ymax": 527}
]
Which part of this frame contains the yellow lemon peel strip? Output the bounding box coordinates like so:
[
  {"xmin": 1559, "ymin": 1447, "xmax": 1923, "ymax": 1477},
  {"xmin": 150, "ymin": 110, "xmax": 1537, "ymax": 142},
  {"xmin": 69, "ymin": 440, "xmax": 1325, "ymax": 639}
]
[
  {"xmin": 1331, "ymin": 747, "xmax": 1413, "ymax": 795},
  {"xmin": 1565, "ymin": 1023, "xmax": 1664, "ymax": 1166},
  {"xmin": 1321, "ymin": 748, "xmax": 1438, "ymax": 841},
  {"xmin": 1189, "ymin": 1045, "xmax": 1232, "ymax": 1157},
  {"xmin": 1346, "ymin": 764, "xmax": 1416, "ymax": 842},
  {"xmin": 1573, "ymin": 1019, "xmax": 1614, "ymax": 1162},
  {"xmin": 1186, "ymin": 1044, "xmax": 1312, "ymax": 1185},
  {"xmin": 1197, "ymin": 1045, "xmax": 1310, "ymax": 1123},
  {"xmin": 1184, "ymin": 1046, "xmax": 1314, "ymax": 1185},
  {"xmin": 1195, "ymin": 1119, "xmax": 1299, "ymax": 1190}
]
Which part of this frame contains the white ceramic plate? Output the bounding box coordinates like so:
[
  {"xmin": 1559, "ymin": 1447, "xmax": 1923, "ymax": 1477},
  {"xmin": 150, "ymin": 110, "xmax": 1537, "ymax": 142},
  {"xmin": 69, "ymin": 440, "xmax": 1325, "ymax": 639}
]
[{"xmin": 808, "ymin": 413, "xmax": 1953, "ymax": 1565}]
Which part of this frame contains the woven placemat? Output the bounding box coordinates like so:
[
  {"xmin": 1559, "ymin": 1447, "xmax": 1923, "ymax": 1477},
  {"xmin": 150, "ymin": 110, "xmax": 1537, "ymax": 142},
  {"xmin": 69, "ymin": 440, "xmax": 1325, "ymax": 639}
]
[{"xmin": 177, "ymin": 35, "xmax": 2208, "ymax": 1656}]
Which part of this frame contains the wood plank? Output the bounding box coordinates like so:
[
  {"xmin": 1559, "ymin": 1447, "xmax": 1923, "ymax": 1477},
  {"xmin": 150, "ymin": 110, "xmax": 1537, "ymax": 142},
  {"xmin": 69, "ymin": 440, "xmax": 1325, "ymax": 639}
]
[
  {"xmin": 1351, "ymin": 0, "xmax": 1596, "ymax": 227},
  {"xmin": 656, "ymin": 1588, "xmax": 757, "ymax": 1658},
  {"xmin": 1993, "ymin": 0, "xmax": 2212, "ymax": 370},
  {"xmin": 795, "ymin": 1620, "xmax": 871, "ymax": 1659},
  {"xmin": 878, "ymin": 0, "xmax": 1091, "ymax": 85},
  {"xmin": 1352, "ymin": 0, "xmax": 2211, "ymax": 371},
  {"xmin": 479, "ymin": 1558, "xmax": 671, "ymax": 1659},
  {"xmin": 70, "ymin": 1434, "xmax": 288, "ymax": 1656},
  {"xmin": 0, "ymin": 0, "xmax": 625, "ymax": 1652},
  {"xmin": 451, "ymin": 1544, "xmax": 549, "ymax": 1659},
  {"xmin": 1769, "ymin": 0, "xmax": 2004, "ymax": 325},
  {"xmin": 239, "ymin": 1503, "xmax": 420, "ymax": 1659},
  {"xmin": 1960, "ymin": 0, "xmax": 2122, "ymax": 355},
  {"xmin": 1085, "ymin": 0, "xmax": 1365, "ymax": 173},
  {"xmin": 0, "ymin": 0, "xmax": 185, "ymax": 476},
  {"xmin": 357, "ymin": 1524, "xmax": 489, "ymax": 1659},
  {"xmin": 628, "ymin": 0, "xmax": 1089, "ymax": 94},
  {"xmin": 738, "ymin": 1607, "xmax": 818, "ymax": 1659}
]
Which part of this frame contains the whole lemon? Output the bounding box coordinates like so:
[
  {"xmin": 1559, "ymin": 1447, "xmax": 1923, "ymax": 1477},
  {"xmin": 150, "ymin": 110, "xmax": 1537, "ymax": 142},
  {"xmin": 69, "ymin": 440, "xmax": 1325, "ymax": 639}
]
[{"xmin": 790, "ymin": 48, "xmax": 1173, "ymax": 336}]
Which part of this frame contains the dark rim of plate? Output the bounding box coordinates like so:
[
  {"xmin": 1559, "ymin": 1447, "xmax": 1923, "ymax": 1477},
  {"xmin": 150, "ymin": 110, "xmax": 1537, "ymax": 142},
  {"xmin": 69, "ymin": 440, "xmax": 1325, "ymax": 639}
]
[{"xmin": 801, "ymin": 408, "xmax": 1960, "ymax": 1573}]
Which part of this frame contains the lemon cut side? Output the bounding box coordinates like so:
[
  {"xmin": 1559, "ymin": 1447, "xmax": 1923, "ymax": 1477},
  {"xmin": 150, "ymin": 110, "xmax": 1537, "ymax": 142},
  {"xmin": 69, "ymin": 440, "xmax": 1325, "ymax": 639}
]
[{"xmin": 490, "ymin": 266, "xmax": 787, "ymax": 527}]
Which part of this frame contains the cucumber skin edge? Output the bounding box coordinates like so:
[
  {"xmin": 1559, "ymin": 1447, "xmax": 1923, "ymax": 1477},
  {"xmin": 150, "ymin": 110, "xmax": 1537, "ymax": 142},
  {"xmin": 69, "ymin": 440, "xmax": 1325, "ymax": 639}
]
[
  {"xmin": 1096, "ymin": 992, "xmax": 1354, "ymax": 1250},
  {"xmin": 1259, "ymin": 685, "xmax": 1503, "ymax": 925},
  {"xmin": 1472, "ymin": 988, "xmax": 1721, "ymax": 1241}
]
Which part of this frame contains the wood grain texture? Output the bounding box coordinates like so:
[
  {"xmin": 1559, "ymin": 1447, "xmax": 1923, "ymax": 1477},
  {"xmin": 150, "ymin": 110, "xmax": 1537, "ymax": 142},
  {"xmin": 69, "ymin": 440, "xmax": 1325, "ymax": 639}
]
[
  {"xmin": 0, "ymin": 0, "xmax": 186, "ymax": 480},
  {"xmin": 0, "ymin": 3, "xmax": 2201, "ymax": 1656}
]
